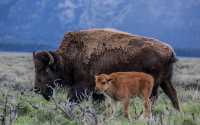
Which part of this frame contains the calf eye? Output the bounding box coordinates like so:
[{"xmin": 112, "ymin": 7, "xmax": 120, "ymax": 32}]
[{"xmin": 102, "ymin": 82, "xmax": 106, "ymax": 85}]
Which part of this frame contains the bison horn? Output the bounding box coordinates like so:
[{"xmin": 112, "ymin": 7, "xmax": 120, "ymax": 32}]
[{"xmin": 45, "ymin": 51, "xmax": 54, "ymax": 65}]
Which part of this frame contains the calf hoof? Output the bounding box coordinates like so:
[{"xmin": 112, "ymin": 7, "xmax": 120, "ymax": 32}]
[
  {"xmin": 124, "ymin": 114, "xmax": 129, "ymax": 119},
  {"xmin": 139, "ymin": 114, "xmax": 145, "ymax": 120},
  {"xmin": 139, "ymin": 114, "xmax": 151, "ymax": 121}
]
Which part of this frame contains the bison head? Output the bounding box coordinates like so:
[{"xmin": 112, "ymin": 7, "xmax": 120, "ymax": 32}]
[{"xmin": 33, "ymin": 51, "xmax": 65, "ymax": 100}]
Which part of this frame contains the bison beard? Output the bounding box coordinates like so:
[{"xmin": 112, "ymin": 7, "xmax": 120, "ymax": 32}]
[{"xmin": 33, "ymin": 28, "xmax": 180, "ymax": 110}]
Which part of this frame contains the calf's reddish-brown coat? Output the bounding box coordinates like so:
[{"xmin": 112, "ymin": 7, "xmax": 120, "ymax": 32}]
[{"xmin": 95, "ymin": 72, "xmax": 154, "ymax": 118}]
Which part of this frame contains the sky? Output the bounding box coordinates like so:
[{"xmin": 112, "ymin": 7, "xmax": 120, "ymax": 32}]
[{"xmin": 0, "ymin": 0, "xmax": 200, "ymax": 51}]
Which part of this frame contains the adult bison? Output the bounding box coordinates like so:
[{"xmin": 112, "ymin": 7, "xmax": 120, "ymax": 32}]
[{"xmin": 33, "ymin": 28, "xmax": 180, "ymax": 110}]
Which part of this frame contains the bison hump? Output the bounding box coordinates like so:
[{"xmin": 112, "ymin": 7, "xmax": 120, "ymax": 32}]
[{"xmin": 58, "ymin": 28, "xmax": 174, "ymax": 59}]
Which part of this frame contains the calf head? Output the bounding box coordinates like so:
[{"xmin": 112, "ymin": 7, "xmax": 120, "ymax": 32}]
[
  {"xmin": 95, "ymin": 74, "xmax": 112, "ymax": 92},
  {"xmin": 33, "ymin": 51, "xmax": 64, "ymax": 100}
]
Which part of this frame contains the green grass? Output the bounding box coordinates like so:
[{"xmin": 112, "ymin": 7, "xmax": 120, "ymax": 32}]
[
  {"xmin": 1, "ymin": 53, "xmax": 200, "ymax": 125},
  {"xmin": 0, "ymin": 87, "xmax": 200, "ymax": 125}
]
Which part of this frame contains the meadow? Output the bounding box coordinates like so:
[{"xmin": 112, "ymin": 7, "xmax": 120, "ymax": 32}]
[{"xmin": 0, "ymin": 52, "xmax": 200, "ymax": 125}]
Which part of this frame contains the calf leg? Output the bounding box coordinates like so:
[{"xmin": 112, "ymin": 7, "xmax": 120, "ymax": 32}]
[
  {"xmin": 160, "ymin": 80, "xmax": 180, "ymax": 111},
  {"xmin": 144, "ymin": 98, "xmax": 151, "ymax": 118},
  {"xmin": 143, "ymin": 88, "xmax": 152, "ymax": 118},
  {"xmin": 123, "ymin": 99, "xmax": 130, "ymax": 119}
]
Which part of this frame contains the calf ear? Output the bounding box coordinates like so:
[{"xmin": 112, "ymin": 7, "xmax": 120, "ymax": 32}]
[
  {"xmin": 105, "ymin": 75, "xmax": 112, "ymax": 84},
  {"xmin": 107, "ymin": 78, "xmax": 112, "ymax": 84},
  {"xmin": 106, "ymin": 76, "xmax": 116, "ymax": 84}
]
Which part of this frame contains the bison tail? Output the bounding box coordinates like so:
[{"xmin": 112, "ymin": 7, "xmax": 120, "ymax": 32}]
[{"xmin": 168, "ymin": 51, "xmax": 178, "ymax": 64}]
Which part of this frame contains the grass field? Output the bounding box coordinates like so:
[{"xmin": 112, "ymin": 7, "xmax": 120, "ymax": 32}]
[{"xmin": 0, "ymin": 52, "xmax": 200, "ymax": 125}]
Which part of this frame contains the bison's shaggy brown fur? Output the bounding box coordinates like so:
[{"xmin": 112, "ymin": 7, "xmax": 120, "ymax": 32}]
[
  {"xmin": 95, "ymin": 72, "xmax": 154, "ymax": 118},
  {"xmin": 33, "ymin": 28, "xmax": 179, "ymax": 110}
]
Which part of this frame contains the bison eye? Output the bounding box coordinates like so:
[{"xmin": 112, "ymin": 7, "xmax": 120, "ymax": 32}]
[
  {"xmin": 46, "ymin": 68, "xmax": 52, "ymax": 73},
  {"xmin": 46, "ymin": 68, "xmax": 49, "ymax": 73}
]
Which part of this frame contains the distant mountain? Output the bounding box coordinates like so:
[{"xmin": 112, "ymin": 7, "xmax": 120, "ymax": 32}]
[
  {"xmin": 175, "ymin": 48, "xmax": 200, "ymax": 57},
  {"xmin": 0, "ymin": 0, "xmax": 200, "ymax": 56},
  {"xmin": 0, "ymin": 41, "xmax": 55, "ymax": 52}
]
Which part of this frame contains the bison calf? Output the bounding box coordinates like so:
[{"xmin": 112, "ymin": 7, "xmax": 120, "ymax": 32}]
[{"xmin": 95, "ymin": 72, "xmax": 154, "ymax": 118}]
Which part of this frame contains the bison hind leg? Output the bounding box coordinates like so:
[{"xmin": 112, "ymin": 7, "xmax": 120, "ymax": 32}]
[
  {"xmin": 150, "ymin": 84, "xmax": 159, "ymax": 105},
  {"xmin": 160, "ymin": 81, "xmax": 180, "ymax": 111},
  {"xmin": 160, "ymin": 62, "xmax": 180, "ymax": 111}
]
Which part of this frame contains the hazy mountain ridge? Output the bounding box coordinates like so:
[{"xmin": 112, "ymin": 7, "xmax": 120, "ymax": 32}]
[{"xmin": 0, "ymin": 0, "xmax": 200, "ymax": 55}]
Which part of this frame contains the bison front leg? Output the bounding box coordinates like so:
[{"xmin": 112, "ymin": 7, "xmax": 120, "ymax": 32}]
[
  {"xmin": 68, "ymin": 87, "xmax": 91, "ymax": 103},
  {"xmin": 69, "ymin": 87, "xmax": 105, "ymax": 103},
  {"xmin": 160, "ymin": 81, "xmax": 180, "ymax": 111},
  {"xmin": 92, "ymin": 92, "xmax": 105, "ymax": 102}
]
